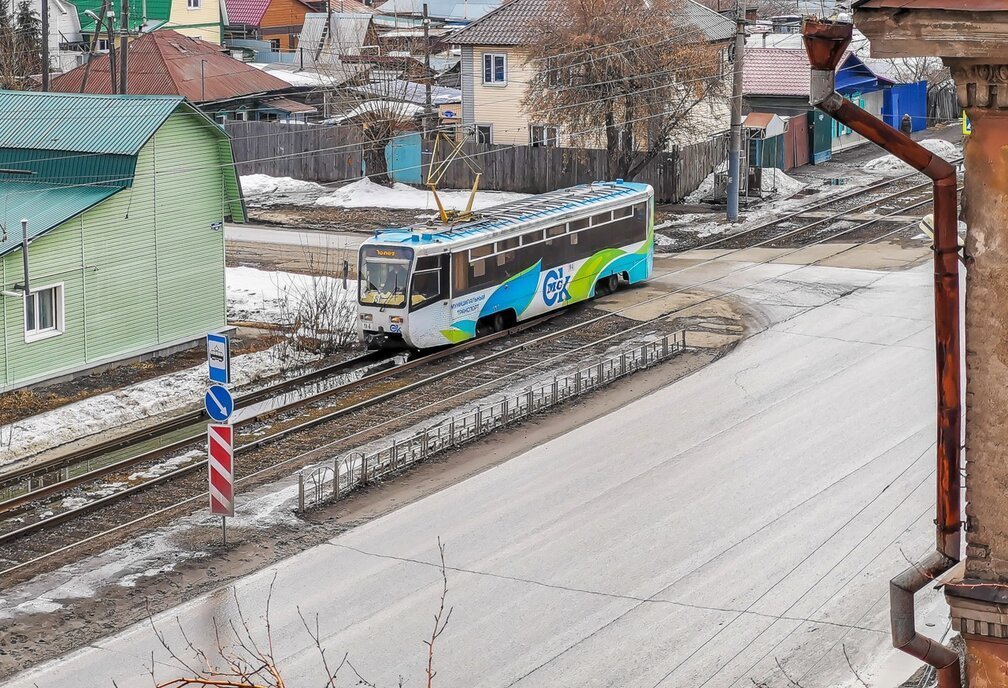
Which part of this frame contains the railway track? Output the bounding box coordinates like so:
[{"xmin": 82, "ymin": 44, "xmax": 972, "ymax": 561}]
[
  {"xmin": 672, "ymin": 160, "xmax": 963, "ymax": 251},
  {"xmin": 0, "ymin": 169, "xmax": 960, "ymax": 579}
]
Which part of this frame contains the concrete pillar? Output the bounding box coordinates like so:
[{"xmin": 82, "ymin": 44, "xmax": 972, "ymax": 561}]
[{"xmin": 945, "ymin": 59, "xmax": 1008, "ymax": 687}]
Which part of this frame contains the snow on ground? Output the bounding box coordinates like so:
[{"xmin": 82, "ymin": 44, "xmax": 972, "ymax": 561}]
[
  {"xmin": 0, "ymin": 346, "xmax": 316, "ymax": 467},
  {"xmin": 239, "ymin": 174, "xmax": 326, "ymax": 207},
  {"xmin": 864, "ymin": 139, "xmax": 962, "ymax": 174},
  {"xmin": 0, "ymin": 267, "xmax": 359, "ymax": 467},
  {"xmin": 227, "ymin": 266, "xmax": 356, "ymax": 326},
  {"xmin": 315, "ymin": 177, "xmax": 528, "ymax": 210}
]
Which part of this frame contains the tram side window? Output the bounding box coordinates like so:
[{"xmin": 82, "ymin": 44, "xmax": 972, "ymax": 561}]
[{"xmin": 411, "ymin": 255, "xmax": 446, "ymax": 310}]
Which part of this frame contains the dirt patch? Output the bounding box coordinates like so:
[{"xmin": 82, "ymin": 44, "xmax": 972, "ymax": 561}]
[
  {"xmin": 247, "ymin": 205, "xmax": 439, "ymax": 234},
  {"xmin": 0, "ymin": 343, "xmax": 729, "ymax": 681}
]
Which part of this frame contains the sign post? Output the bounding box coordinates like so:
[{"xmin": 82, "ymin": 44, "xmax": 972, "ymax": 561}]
[
  {"xmin": 206, "ymin": 333, "xmax": 233, "ymax": 544},
  {"xmin": 208, "ymin": 423, "xmax": 234, "ymax": 544},
  {"xmin": 207, "ymin": 333, "xmax": 231, "ymax": 384}
]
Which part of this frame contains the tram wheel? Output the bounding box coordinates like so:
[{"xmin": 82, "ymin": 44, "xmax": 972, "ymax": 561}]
[
  {"xmin": 492, "ymin": 312, "xmax": 506, "ymax": 332},
  {"xmin": 606, "ymin": 274, "xmax": 619, "ymax": 293}
]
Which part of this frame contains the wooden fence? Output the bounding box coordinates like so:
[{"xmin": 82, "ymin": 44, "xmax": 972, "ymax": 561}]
[
  {"xmin": 427, "ymin": 134, "xmax": 729, "ymax": 204},
  {"xmin": 224, "ymin": 121, "xmax": 363, "ymax": 182},
  {"xmin": 224, "ymin": 122, "xmax": 727, "ymax": 203}
]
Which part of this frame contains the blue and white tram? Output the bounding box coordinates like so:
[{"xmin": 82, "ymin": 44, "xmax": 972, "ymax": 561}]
[{"xmin": 357, "ymin": 180, "xmax": 655, "ymax": 349}]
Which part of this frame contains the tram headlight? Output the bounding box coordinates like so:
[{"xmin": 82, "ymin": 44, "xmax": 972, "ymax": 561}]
[
  {"xmin": 360, "ymin": 313, "xmax": 373, "ymax": 322},
  {"xmin": 391, "ymin": 316, "xmax": 403, "ymax": 324}
]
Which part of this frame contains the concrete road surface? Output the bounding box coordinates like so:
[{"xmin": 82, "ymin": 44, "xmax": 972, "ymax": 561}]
[{"xmin": 12, "ymin": 260, "xmax": 947, "ymax": 688}]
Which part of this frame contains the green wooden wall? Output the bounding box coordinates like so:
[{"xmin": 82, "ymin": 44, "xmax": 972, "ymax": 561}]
[{"xmin": 0, "ymin": 111, "xmax": 229, "ymax": 390}]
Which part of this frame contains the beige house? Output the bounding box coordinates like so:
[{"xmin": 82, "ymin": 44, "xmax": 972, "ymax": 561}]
[{"xmin": 450, "ymin": 0, "xmax": 735, "ymax": 147}]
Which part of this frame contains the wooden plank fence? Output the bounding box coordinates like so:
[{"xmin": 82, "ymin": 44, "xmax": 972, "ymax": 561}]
[
  {"xmin": 224, "ymin": 121, "xmax": 363, "ymax": 183},
  {"xmin": 224, "ymin": 121, "xmax": 727, "ymax": 203}
]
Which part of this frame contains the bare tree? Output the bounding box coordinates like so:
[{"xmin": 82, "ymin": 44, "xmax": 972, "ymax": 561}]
[
  {"xmin": 146, "ymin": 542, "xmax": 452, "ymax": 687},
  {"xmin": 523, "ymin": 0, "xmax": 726, "ymax": 181},
  {"xmin": 0, "ymin": 0, "xmax": 43, "ymax": 89}
]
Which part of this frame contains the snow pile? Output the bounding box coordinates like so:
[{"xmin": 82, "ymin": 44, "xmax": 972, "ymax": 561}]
[
  {"xmin": 865, "ymin": 139, "xmax": 961, "ymax": 174},
  {"xmin": 316, "ymin": 178, "xmax": 528, "ymax": 210},
  {"xmin": 685, "ymin": 172, "xmax": 719, "ymax": 204},
  {"xmin": 239, "ymin": 174, "xmax": 326, "ymax": 207},
  {"xmin": 227, "ymin": 266, "xmax": 357, "ymax": 327},
  {"xmin": 759, "ymin": 169, "xmax": 806, "ymax": 196},
  {"xmin": 685, "ymin": 167, "xmax": 805, "ymax": 204}
]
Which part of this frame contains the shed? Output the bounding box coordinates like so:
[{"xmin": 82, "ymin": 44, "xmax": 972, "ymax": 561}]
[{"xmin": 0, "ymin": 91, "xmax": 245, "ymax": 391}]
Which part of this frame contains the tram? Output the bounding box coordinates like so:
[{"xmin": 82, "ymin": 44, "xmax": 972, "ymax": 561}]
[{"xmin": 357, "ymin": 180, "xmax": 655, "ymax": 349}]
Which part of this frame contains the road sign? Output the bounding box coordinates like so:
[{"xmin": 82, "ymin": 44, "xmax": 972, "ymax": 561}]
[
  {"xmin": 208, "ymin": 424, "xmax": 235, "ymax": 517},
  {"xmin": 963, "ymin": 112, "xmax": 972, "ymax": 136},
  {"xmin": 204, "ymin": 385, "xmax": 234, "ymax": 422},
  {"xmin": 207, "ymin": 333, "xmax": 231, "ymax": 384}
]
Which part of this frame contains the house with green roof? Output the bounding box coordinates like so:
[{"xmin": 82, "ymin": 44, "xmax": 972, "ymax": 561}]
[
  {"xmin": 73, "ymin": 0, "xmax": 224, "ymax": 45},
  {"xmin": 0, "ymin": 90, "xmax": 245, "ymax": 391}
]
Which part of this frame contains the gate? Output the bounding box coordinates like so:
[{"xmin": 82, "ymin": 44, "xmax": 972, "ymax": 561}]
[{"xmin": 386, "ymin": 132, "xmax": 423, "ymax": 184}]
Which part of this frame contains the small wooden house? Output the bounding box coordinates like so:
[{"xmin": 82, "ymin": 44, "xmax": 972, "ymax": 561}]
[{"xmin": 0, "ymin": 91, "xmax": 245, "ymax": 391}]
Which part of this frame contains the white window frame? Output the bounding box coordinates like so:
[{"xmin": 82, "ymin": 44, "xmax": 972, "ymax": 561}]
[
  {"xmin": 96, "ymin": 38, "xmax": 109, "ymax": 51},
  {"xmin": 23, "ymin": 283, "xmax": 64, "ymax": 343},
  {"xmin": 187, "ymin": 0, "xmax": 201, "ymax": 9},
  {"xmin": 474, "ymin": 124, "xmax": 492, "ymax": 145},
  {"xmin": 530, "ymin": 124, "xmax": 559, "ymax": 148},
  {"xmin": 482, "ymin": 52, "xmax": 507, "ymax": 85}
]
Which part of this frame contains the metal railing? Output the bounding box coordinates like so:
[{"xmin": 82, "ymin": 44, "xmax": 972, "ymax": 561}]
[{"xmin": 298, "ymin": 329, "xmax": 689, "ymax": 513}]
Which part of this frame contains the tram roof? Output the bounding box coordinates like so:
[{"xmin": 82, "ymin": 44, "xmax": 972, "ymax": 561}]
[{"xmin": 369, "ymin": 181, "xmax": 652, "ymax": 247}]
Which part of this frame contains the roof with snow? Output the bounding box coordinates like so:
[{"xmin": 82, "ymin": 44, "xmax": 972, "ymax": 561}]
[
  {"xmin": 350, "ymin": 80, "xmax": 461, "ymax": 104},
  {"xmin": 367, "ymin": 181, "xmax": 650, "ymax": 248},
  {"xmin": 49, "ymin": 31, "xmax": 293, "ymax": 103},
  {"xmin": 450, "ymin": 0, "xmax": 733, "ymax": 47},
  {"xmin": 378, "ymin": 0, "xmax": 499, "ymax": 18}
]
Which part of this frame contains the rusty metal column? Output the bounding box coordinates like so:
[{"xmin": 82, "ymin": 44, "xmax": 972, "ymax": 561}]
[{"xmin": 944, "ymin": 62, "xmax": 1008, "ymax": 684}]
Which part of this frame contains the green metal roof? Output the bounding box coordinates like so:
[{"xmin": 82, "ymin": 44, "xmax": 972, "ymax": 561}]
[
  {"xmin": 0, "ymin": 181, "xmax": 120, "ymax": 258},
  {"xmin": 0, "ymin": 149, "xmax": 136, "ymax": 187},
  {"xmin": 73, "ymin": 0, "xmax": 171, "ymax": 32},
  {"xmin": 0, "ymin": 91, "xmax": 184, "ymax": 155}
]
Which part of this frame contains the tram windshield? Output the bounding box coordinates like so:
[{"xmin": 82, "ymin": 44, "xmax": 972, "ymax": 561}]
[{"xmin": 359, "ymin": 245, "xmax": 414, "ymax": 307}]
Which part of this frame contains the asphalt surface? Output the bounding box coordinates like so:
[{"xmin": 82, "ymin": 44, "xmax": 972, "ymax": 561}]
[{"xmin": 10, "ymin": 258, "xmax": 947, "ymax": 688}]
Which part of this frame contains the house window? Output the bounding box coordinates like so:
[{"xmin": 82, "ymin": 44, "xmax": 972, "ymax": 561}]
[
  {"xmin": 187, "ymin": 0, "xmax": 201, "ymax": 8},
  {"xmin": 530, "ymin": 125, "xmax": 558, "ymax": 147},
  {"xmin": 474, "ymin": 124, "xmax": 492, "ymax": 144},
  {"xmin": 269, "ymin": 38, "xmax": 281, "ymax": 51},
  {"xmin": 482, "ymin": 53, "xmax": 506, "ymax": 84},
  {"xmin": 235, "ymin": 108, "xmax": 248, "ymax": 121},
  {"xmin": 24, "ymin": 284, "xmax": 63, "ymax": 342},
  {"xmin": 96, "ymin": 38, "xmax": 109, "ymax": 51}
]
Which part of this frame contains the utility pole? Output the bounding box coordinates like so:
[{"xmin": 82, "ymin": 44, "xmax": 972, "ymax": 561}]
[
  {"xmin": 119, "ymin": 0, "xmax": 128, "ymax": 93},
  {"xmin": 726, "ymin": 0, "xmax": 745, "ymax": 222},
  {"xmin": 422, "ymin": 2, "xmax": 432, "ymax": 136},
  {"xmin": 105, "ymin": 7, "xmax": 117, "ymax": 94},
  {"xmin": 40, "ymin": 0, "xmax": 49, "ymax": 90}
]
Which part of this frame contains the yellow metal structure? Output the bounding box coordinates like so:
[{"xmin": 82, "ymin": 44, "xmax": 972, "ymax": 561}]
[{"xmin": 426, "ymin": 133, "xmax": 482, "ymax": 224}]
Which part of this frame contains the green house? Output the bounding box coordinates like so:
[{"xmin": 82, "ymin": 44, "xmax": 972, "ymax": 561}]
[{"xmin": 0, "ymin": 90, "xmax": 245, "ymax": 392}]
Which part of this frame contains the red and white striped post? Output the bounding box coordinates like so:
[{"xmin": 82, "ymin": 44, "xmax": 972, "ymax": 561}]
[{"xmin": 208, "ymin": 424, "xmax": 235, "ymax": 544}]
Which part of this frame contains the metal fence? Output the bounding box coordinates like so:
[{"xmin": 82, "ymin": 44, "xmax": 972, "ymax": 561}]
[{"xmin": 297, "ymin": 329, "xmax": 689, "ymax": 512}]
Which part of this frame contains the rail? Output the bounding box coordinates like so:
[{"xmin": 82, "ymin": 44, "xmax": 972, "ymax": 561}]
[{"xmin": 298, "ymin": 329, "xmax": 689, "ymax": 512}]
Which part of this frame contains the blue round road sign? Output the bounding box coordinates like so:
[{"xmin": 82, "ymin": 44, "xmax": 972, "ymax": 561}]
[{"xmin": 205, "ymin": 385, "xmax": 234, "ymax": 422}]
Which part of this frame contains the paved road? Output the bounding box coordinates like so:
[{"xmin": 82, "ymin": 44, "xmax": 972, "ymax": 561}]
[
  {"xmin": 225, "ymin": 223, "xmax": 365, "ymax": 251},
  {"xmin": 12, "ymin": 260, "xmax": 946, "ymax": 688}
]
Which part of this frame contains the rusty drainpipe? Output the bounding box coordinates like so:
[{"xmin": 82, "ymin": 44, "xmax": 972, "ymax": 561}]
[{"xmin": 802, "ymin": 18, "xmax": 962, "ymax": 688}]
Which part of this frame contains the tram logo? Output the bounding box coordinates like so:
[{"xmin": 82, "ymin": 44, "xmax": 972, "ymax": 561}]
[{"xmin": 542, "ymin": 267, "xmax": 572, "ymax": 307}]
